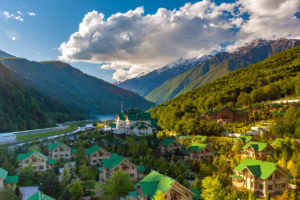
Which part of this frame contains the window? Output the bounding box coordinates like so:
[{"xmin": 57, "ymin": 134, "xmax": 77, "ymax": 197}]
[
  {"xmin": 282, "ymin": 183, "xmax": 286, "ymax": 188},
  {"xmin": 268, "ymin": 175, "xmax": 272, "ymax": 180},
  {"xmin": 260, "ymin": 184, "xmax": 263, "ymax": 190},
  {"xmin": 65, "ymin": 154, "xmax": 69, "ymax": 157},
  {"xmin": 130, "ymin": 174, "xmax": 134, "ymax": 178},
  {"xmin": 39, "ymin": 166, "xmax": 44, "ymax": 170},
  {"xmin": 268, "ymin": 185, "xmax": 273, "ymax": 190}
]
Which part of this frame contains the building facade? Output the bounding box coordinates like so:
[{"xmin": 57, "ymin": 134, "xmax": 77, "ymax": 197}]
[
  {"xmin": 85, "ymin": 145, "xmax": 111, "ymax": 166},
  {"xmin": 17, "ymin": 150, "xmax": 56, "ymax": 172},
  {"xmin": 99, "ymin": 153, "xmax": 141, "ymax": 183},
  {"xmin": 115, "ymin": 108, "xmax": 156, "ymax": 136},
  {"xmin": 48, "ymin": 142, "xmax": 71, "ymax": 160},
  {"xmin": 184, "ymin": 143, "xmax": 214, "ymax": 161},
  {"xmin": 204, "ymin": 107, "xmax": 249, "ymax": 122},
  {"xmin": 242, "ymin": 142, "xmax": 273, "ymax": 160},
  {"xmin": 232, "ymin": 159, "xmax": 289, "ymax": 197},
  {"xmin": 135, "ymin": 171, "xmax": 194, "ymax": 200},
  {"xmin": 0, "ymin": 168, "xmax": 18, "ymax": 190},
  {"xmin": 160, "ymin": 138, "xmax": 182, "ymax": 154}
]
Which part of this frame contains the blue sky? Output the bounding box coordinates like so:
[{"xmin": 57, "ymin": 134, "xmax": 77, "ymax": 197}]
[{"xmin": 0, "ymin": 0, "xmax": 299, "ymax": 82}]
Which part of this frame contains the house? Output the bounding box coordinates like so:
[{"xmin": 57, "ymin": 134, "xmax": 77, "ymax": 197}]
[
  {"xmin": 85, "ymin": 145, "xmax": 110, "ymax": 166},
  {"xmin": 137, "ymin": 165, "xmax": 146, "ymax": 180},
  {"xmin": 242, "ymin": 142, "xmax": 273, "ymax": 160},
  {"xmin": 28, "ymin": 191, "xmax": 55, "ymax": 200},
  {"xmin": 17, "ymin": 150, "xmax": 56, "ymax": 172},
  {"xmin": 115, "ymin": 108, "xmax": 157, "ymax": 136},
  {"xmin": 48, "ymin": 142, "xmax": 71, "ymax": 160},
  {"xmin": 234, "ymin": 135, "xmax": 252, "ymax": 144},
  {"xmin": 232, "ymin": 159, "xmax": 289, "ymax": 197},
  {"xmin": 99, "ymin": 153, "xmax": 141, "ymax": 182},
  {"xmin": 160, "ymin": 138, "xmax": 182, "ymax": 154},
  {"xmin": 204, "ymin": 106, "xmax": 249, "ymax": 122},
  {"xmin": 135, "ymin": 171, "xmax": 194, "ymax": 200},
  {"xmin": 271, "ymin": 138, "xmax": 284, "ymax": 146},
  {"xmin": 268, "ymin": 103, "xmax": 283, "ymax": 112},
  {"xmin": 0, "ymin": 168, "xmax": 18, "ymax": 190},
  {"xmin": 191, "ymin": 189, "xmax": 201, "ymax": 200},
  {"xmin": 184, "ymin": 143, "xmax": 214, "ymax": 161},
  {"xmin": 191, "ymin": 136, "xmax": 208, "ymax": 144}
]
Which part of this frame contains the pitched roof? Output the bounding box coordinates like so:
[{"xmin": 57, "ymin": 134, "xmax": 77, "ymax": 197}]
[
  {"xmin": 161, "ymin": 138, "xmax": 175, "ymax": 147},
  {"xmin": 47, "ymin": 159, "xmax": 56, "ymax": 164},
  {"xmin": 48, "ymin": 142, "xmax": 68, "ymax": 150},
  {"xmin": 192, "ymin": 136, "xmax": 207, "ymax": 142},
  {"xmin": 102, "ymin": 153, "xmax": 124, "ymax": 170},
  {"xmin": 136, "ymin": 171, "xmax": 175, "ymax": 199},
  {"xmin": 17, "ymin": 150, "xmax": 48, "ymax": 161},
  {"xmin": 137, "ymin": 165, "xmax": 146, "ymax": 172},
  {"xmin": 271, "ymin": 138, "xmax": 283, "ymax": 146},
  {"xmin": 4, "ymin": 176, "xmax": 19, "ymax": 184},
  {"xmin": 188, "ymin": 143, "xmax": 207, "ymax": 153},
  {"xmin": 0, "ymin": 168, "xmax": 8, "ymax": 179},
  {"xmin": 243, "ymin": 141, "xmax": 268, "ymax": 152},
  {"xmin": 28, "ymin": 191, "xmax": 54, "ymax": 200},
  {"xmin": 191, "ymin": 188, "xmax": 201, "ymax": 199},
  {"xmin": 235, "ymin": 135, "xmax": 252, "ymax": 143},
  {"xmin": 85, "ymin": 145, "xmax": 101, "ymax": 156},
  {"xmin": 233, "ymin": 159, "xmax": 277, "ymax": 179}
]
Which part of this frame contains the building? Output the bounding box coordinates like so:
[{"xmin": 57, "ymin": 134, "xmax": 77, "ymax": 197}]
[
  {"xmin": 48, "ymin": 142, "xmax": 71, "ymax": 160},
  {"xmin": 0, "ymin": 133, "xmax": 16, "ymax": 144},
  {"xmin": 271, "ymin": 138, "xmax": 284, "ymax": 146},
  {"xmin": 160, "ymin": 138, "xmax": 182, "ymax": 154},
  {"xmin": 232, "ymin": 159, "xmax": 289, "ymax": 197},
  {"xmin": 99, "ymin": 153, "xmax": 142, "ymax": 182},
  {"xmin": 242, "ymin": 142, "xmax": 273, "ymax": 160},
  {"xmin": 115, "ymin": 108, "xmax": 157, "ymax": 136},
  {"xmin": 85, "ymin": 145, "xmax": 111, "ymax": 166},
  {"xmin": 17, "ymin": 150, "xmax": 56, "ymax": 172},
  {"xmin": 0, "ymin": 168, "xmax": 18, "ymax": 190},
  {"xmin": 184, "ymin": 143, "xmax": 214, "ymax": 161},
  {"xmin": 234, "ymin": 135, "xmax": 252, "ymax": 144},
  {"xmin": 204, "ymin": 106, "xmax": 249, "ymax": 122},
  {"xmin": 135, "ymin": 171, "xmax": 194, "ymax": 200},
  {"xmin": 28, "ymin": 191, "xmax": 54, "ymax": 200}
]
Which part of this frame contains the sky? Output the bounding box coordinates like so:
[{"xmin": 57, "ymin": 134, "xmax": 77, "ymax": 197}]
[{"xmin": 0, "ymin": 0, "xmax": 300, "ymax": 82}]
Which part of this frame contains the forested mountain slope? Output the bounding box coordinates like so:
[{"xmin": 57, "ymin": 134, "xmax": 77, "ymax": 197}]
[
  {"xmin": 0, "ymin": 62, "xmax": 85, "ymax": 132},
  {"xmin": 0, "ymin": 57, "xmax": 154, "ymax": 117},
  {"xmin": 150, "ymin": 45, "xmax": 300, "ymax": 132},
  {"xmin": 146, "ymin": 39, "xmax": 300, "ymax": 103}
]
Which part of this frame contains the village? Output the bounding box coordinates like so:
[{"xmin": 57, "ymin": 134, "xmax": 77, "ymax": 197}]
[{"xmin": 0, "ymin": 100, "xmax": 299, "ymax": 200}]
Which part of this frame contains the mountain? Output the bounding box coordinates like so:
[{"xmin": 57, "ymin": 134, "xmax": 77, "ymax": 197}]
[
  {"xmin": 150, "ymin": 45, "xmax": 300, "ymax": 131},
  {"xmin": 117, "ymin": 56, "xmax": 211, "ymax": 97},
  {"xmin": 144, "ymin": 38, "xmax": 300, "ymax": 104},
  {"xmin": 0, "ymin": 50, "xmax": 14, "ymax": 58},
  {"xmin": 0, "ymin": 57, "xmax": 154, "ymax": 121},
  {"xmin": 0, "ymin": 62, "xmax": 85, "ymax": 132}
]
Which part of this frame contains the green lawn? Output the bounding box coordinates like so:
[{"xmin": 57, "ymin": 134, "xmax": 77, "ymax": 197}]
[{"xmin": 16, "ymin": 124, "xmax": 78, "ymax": 141}]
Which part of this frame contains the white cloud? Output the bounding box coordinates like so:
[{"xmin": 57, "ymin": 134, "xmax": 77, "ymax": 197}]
[
  {"xmin": 14, "ymin": 15, "xmax": 24, "ymax": 22},
  {"xmin": 3, "ymin": 11, "xmax": 14, "ymax": 19},
  {"xmin": 59, "ymin": 0, "xmax": 300, "ymax": 81},
  {"xmin": 3, "ymin": 10, "xmax": 24, "ymax": 22},
  {"xmin": 28, "ymin": 12, "xmax": 36, "ymax": 16}
]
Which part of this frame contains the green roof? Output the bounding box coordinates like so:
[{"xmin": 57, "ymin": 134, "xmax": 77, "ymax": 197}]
[
  {"xmin": 235, "ymin": 135, "xmax": 252, "ymax": 143},
  {"xmin": 85, "ymin": 145, "xmax": 101, "ymax": 156},
  {"xmin": 161, "ymin": 138, "xmax": 175, "ymax": 147},
  {"xmin": 137, "ymin": 165, "xmax": 146, "ymax": 172},
  {"xmin": 47, "ymin": 159, "xmax": 56, "ymax": 164},
  {"xmin": 17, "ymin": 150, "xmax": 48, "ymax": 161},
  {"xmin": 0, "ymin": 168, "xmax": 8, "ymax": 180},
  {"xmin": 188, "ymin": 143, "xmax": 207, "ymax": 153},
  {"xmin": 28, "ymin": 191, "xmax": 54, "ymax": 200},
  {"xmin": 128, "ymin": 191, "xmax": 138, "ymax": 198},
  {"xmin": 233, "ymin": 159, "xmax": 277, "ymax": 179},
  {"xmin": 136, "ymin": 171, "xmax": 175, "ymax": 199},
  {"xmin": 243, "ymin": 141, "xmax": 268, "ymax": 152},
  {"xmin": 271, "ymin": 138, "xmax": 284, "ymax": 146},
  {"xmin": 192, "ymin": 136, "xmax": 207, "ymax": 142},
  {"xmin": 48, "ymin": 142, "xmax": 62, "ymax": 150},
  {"xmin": 71, "ymin": 149, "xmax": 77, "ymax": 153},
  {"xmin": 4, "ymin": 176, "xmax": 19, "ymax": 184},
  {"xmin": 191, "ymin": 188, "xmax": 201, "ymax": 199},
  {"xmin": 103, "ymin": 153, "xmax": 124, "ymax": 170},
  {"xmin": 131, "ymin": 122, "xmax": 151, "ymax": 129}
]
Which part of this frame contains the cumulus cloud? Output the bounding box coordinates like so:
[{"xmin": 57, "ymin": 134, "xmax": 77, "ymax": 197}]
[
  {"xmin": 2, "ymin": 11, "xmax": 24, "ymax": 22},
  {"xmin": 59, "ymin": 0, "xmax": 300, "ymax": 81},
  {"xmin": 28, "ymin": 12, "xmax": 36, "ymax": 16}
]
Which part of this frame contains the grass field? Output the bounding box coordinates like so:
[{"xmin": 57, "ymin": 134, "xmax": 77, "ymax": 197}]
[{"xmin": 16, "ymin": 124, "xmax": 78, "ymax": 141}]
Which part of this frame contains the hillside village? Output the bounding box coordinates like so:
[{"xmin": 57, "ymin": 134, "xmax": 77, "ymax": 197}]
[{"xmin": 0, "ymin": 104, "xmax": 299, "ymax": 200}]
